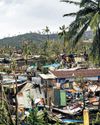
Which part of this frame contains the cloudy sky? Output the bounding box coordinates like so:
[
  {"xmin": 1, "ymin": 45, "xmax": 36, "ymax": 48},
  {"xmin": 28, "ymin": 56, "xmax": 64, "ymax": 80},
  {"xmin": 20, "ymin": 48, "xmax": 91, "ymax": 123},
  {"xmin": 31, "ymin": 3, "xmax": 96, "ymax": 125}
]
[{"xmin": 0, "ymin": 0, "xmax": 79, "ymax": 38}]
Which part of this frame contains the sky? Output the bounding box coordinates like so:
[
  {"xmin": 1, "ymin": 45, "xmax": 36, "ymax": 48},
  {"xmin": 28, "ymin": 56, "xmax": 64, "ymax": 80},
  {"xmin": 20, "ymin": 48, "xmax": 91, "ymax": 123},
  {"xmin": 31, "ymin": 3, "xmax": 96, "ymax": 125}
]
[{"xmin": 0, "ymin": 0, "xmax": 79, "ymax": 38}]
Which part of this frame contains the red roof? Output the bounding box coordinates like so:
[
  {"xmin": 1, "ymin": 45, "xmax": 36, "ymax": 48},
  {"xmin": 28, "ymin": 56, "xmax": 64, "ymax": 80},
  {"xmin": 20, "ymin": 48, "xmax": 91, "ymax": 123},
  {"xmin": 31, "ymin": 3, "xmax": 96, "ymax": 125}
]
[{"xmin": 50, "ymin": 69, "xmax": 100, "ymax": 78}]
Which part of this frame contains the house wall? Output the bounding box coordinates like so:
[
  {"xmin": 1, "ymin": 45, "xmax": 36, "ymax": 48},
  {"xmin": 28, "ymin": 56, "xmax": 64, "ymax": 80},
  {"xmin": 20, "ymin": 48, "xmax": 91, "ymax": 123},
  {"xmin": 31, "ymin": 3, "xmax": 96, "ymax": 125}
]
[
  {"xmin": 56, "ymin": 76, "xmax": 99, "ymax": 84},
  {"xmin": 17, "ymin": 87, "xmax": 45, "ymax": 108},
  {"xmin": 56, "ymin": 78, "xmax": 66, "ymax": 84},
  {"xmin": 17, "ymin": 91, "xmax": 32, "ymax": 108}
]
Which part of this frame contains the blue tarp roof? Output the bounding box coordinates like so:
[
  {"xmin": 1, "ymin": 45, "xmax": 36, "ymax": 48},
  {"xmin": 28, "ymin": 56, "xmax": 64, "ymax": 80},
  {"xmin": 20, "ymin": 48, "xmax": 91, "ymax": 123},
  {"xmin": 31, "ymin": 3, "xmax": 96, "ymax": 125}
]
[
  {"xmin": 62, "ymin": 119, "xmax": 83, "ymax": 123},
  {"xmin": 43, "ymin": 63, "xmax": 60, "ymax": 68}
]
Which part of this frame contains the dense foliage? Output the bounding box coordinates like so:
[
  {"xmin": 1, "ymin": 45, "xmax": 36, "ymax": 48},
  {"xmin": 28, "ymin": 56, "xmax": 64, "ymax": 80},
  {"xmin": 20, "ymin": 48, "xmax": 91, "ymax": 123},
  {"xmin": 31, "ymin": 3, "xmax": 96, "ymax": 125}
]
[
  {"xmin": 62, "ymin": 0, "xmax": 100, "ymax": 64},
  {"xmin": 0, "ymin": 31, "xmax": 92, "ymax": 48}
]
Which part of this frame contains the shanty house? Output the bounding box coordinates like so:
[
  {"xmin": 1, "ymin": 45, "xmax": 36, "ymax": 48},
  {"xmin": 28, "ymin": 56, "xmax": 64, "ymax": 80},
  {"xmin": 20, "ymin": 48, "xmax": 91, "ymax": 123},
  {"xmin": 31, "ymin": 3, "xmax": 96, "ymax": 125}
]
[{"xmin": 49, "ymin": 68, "xmax": 100, "ymax": 84}]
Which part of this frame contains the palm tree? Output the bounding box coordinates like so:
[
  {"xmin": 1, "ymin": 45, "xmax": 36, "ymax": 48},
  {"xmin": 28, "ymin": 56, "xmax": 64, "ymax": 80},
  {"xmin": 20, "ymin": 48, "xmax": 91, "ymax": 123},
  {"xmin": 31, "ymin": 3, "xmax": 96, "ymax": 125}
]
[
  {"xmin": 62, "ymin": 0, "xmax": 100, "ymax": 64},
  {"xmin": 11, "ymin": 59, "xmax": 18, "ymax": 125},
  {"xmin": 22, "ymin": 41, "xmax": 32, "ymax": 67},
  {"xmin": 0, "ymin": 82, "xmax": 14, "ymax": 125},
  {"xmin": 43, "ymin": 26, "xmax": 50, "ymax": 40},
  {"xmin": 43, "ymin": 26, "xmax": 50, "ymax": 55},
  {"xmin": 58, "ymin": 25, "xmax": 68, "ymax": 53}
]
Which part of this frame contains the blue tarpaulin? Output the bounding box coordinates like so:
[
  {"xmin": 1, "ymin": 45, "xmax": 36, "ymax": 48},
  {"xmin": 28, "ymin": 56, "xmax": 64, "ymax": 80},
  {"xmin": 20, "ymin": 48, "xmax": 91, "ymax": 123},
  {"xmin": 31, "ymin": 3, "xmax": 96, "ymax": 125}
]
[
  {"xmin": 62, "ymin": 119, "xmax": 83, "ymax": 123},
  {"xmin": 43, "ymin": 63, "xmax": 60, "ymax": 68}
]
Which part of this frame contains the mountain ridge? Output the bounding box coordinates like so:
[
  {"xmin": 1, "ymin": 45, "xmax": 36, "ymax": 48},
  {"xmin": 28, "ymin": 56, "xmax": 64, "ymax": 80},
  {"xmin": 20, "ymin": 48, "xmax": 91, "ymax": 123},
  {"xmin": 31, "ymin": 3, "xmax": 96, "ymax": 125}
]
[{"xmin": 0, "ymin": 31, "xmax": 92, "ymax": 47}]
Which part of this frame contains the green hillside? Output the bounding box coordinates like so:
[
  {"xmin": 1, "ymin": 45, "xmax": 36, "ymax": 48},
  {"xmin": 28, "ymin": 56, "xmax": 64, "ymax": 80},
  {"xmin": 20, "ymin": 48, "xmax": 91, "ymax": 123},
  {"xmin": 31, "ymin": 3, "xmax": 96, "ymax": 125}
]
[
  {"xmin": 0, "ymin": 31, "xmax": 92, "ymax": 47},
  {"xmin": 0, "ymin": 32, "xmax": 58, "ymax": 47}
]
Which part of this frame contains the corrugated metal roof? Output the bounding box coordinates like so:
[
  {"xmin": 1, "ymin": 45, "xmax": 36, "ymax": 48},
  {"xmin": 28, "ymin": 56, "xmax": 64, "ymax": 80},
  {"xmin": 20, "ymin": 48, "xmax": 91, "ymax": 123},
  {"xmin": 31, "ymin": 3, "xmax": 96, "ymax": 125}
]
[
  {"xmin": 39, "ymin": 74, "xmax": 56, "ymax": 79},
  {"xmin": 50, "ymin": 69, "xmax": 100, "ymax": 78}
]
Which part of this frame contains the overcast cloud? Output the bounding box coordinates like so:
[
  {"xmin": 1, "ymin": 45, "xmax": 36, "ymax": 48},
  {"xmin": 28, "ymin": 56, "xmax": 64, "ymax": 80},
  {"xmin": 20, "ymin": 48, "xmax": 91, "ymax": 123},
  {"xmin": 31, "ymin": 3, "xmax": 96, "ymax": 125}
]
[{"xmin": 0, "ymin": 0, "xmax": 79, "ymax": 38}]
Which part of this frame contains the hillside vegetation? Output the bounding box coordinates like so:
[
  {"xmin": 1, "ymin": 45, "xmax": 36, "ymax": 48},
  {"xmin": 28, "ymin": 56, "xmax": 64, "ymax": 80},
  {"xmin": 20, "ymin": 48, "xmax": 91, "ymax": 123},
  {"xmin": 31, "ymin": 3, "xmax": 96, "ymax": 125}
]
[
  {"xmin": 0, "ymin": 33, "xmax": 58, "ymax": 47},
  {"xmin": 0, "ymin": 31, "xmax": 92, "ymax": 47}
]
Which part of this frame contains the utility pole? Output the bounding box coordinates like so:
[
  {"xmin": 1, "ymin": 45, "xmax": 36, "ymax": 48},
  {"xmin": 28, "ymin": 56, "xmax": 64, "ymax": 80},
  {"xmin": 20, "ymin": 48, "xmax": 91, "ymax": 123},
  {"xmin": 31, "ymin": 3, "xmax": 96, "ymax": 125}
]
[{"xmin": 83, "ymin": 109, "xmax": 89, "ymax": 125}]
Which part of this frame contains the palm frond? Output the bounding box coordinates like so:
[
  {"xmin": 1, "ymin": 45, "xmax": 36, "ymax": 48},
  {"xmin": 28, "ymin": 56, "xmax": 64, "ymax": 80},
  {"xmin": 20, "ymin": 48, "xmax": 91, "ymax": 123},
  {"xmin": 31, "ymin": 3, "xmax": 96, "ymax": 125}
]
[
  {"xmin": 62, "ymin": 0, "xmax": 100, "ymax": 63},
  {"xmin": 80, "ymin": 0, "xmax": 98, "ymax": 7},
  {"xmin": 72, "ymin": 20, "xmax": 91, "ymax": 46},
  {"xmin": 76, "ymin": 7, "xmax": 97, "ymax": 18},
  {"xmin": 64, "ymin": 7, "xmax": 95, "ymax": 38},
  {"xmin": 91, "ymin": 27, "xmax": 100, "ymax": 61},
  {"xmin": 67, "ymin": 15, "xmax": 89, "ymax": 40},
  {"xmin": 67, "ymin": 21, "xmax": 80, "ymax": 40},
  {"xmin": 58, "ymin": 32, "xmax": 63, "ymax": 38},
  {"xmin": 61, "ymin": 0, "xmax": 80, "ymax": 5},
  {"xmin": 90, "ymin": 12, "xmax": 100, "ymax": 33},
  {"xmin": 67, "ymin": 11, "xmax": 95, "ymax": 44},
  {"xmin": 63, "ymin": 12, "xmax": 77, "ymax": 17}
]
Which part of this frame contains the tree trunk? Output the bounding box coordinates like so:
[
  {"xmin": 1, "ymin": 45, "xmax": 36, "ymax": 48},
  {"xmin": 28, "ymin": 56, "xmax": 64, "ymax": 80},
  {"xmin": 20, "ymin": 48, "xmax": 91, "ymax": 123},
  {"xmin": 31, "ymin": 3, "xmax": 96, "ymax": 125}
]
[
  {"xmin": 98, "ymin": 26, "xmax": 100, "ymax": 66},
  {"xmin": 2, "ymin": 87, "xmax": 14, "ymax": 125},
  {"xmin": 14, "ymin": 75, "xmax": 18, "ymax": 125}
]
